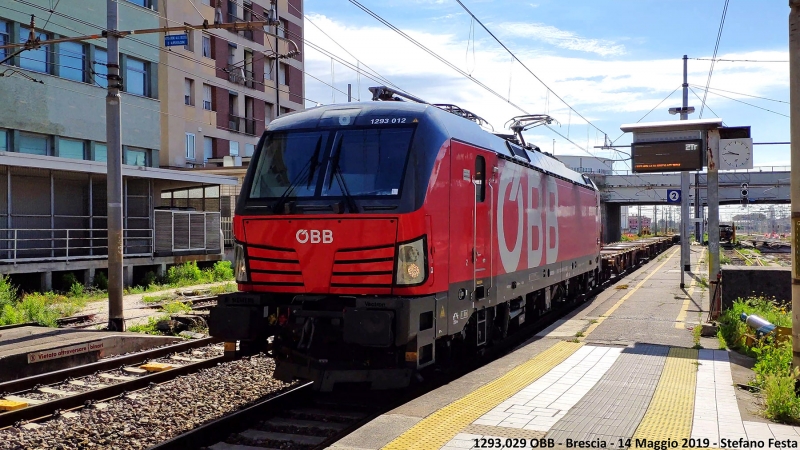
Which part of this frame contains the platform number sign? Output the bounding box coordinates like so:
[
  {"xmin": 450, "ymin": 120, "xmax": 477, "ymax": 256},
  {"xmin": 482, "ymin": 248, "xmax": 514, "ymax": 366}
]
[{"xmin": 667, "ymin": 189, "xmax": 681, "ymax": 204}]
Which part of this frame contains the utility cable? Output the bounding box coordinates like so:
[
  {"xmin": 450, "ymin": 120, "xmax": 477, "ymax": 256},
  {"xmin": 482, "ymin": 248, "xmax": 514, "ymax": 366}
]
[
  {"xmin": 454, "ymin": 0, "xmax": 608, "ymax": 137},
  {"xmin": 692, "ymin": 85, "xmax": 789, "ymax": 118},
  {"xmin": 688, "ymin": 86, "xmax": 725, "ymax": 124},
  {"xmin": 699, "ymin": 0, "xmax": 730, "ymax": 118},
  {"xmin": 689, "ymin": 83, "xmax": 788, "ymax": 104},
  {"xmin": 610, "ymin": 85, "xmax": 681, "ymax": 144}
]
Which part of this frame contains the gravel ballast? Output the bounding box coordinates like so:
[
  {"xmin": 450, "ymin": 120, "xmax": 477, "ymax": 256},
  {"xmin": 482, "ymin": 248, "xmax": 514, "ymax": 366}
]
[{"xmin": 0, "ymin": 355, "xmax": 294, "ymax": 450}]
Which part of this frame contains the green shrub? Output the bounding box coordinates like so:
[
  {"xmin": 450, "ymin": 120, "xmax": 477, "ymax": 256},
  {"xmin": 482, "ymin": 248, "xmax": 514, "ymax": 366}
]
[
  {"xmin": 61, "ymin": 273, "xmax": 80, "ymax": 291},
  {"xmin": 127, "ymin": 316, "xmax": 163, "ymax": 335},
  {"xmin": 141, "ymin": 271, "xmax": 158, "ymax": 287},
  {"xmin": 0, "ymin": 275, "xmax": 18, "ymax": 310},
  {"xmin": 764, "ymin": 371, "xmax": 800, "ymax": 424},
  {"xmin": 209, "ymin": 261, "xmax": 233, "ymax": 282},
  {"xmin": 68, "ymin": 282, "xmax": 85, "ymax": 298},
  {"xmin": 166, "ymin": 262, "xmax": 204, "ymax": 286},
  {"xmin": 752, "ymin": 339, "xmax": 793, "ymax": 387},
  {"xmin": 94, "ymin": 271, "xmax": 108, "ymax": 290}
]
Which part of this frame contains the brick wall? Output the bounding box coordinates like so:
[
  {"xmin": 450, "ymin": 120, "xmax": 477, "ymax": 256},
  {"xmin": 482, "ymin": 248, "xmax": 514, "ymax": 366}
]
[
  {"xmin": 213, "ymin": 137, "xmax": 230, "ymax": 158},
  {"xmin": 213, "ymin": 36, "xmax": 228, "ymax": 81},
  {"xmin": 288, "ymin": 0, "xmax": 302, "ymax": 18},
  {"xmin": 254, "ymin": 97, "xmax": 266, "ymax": 136},
  {"xmin": 288, "ymin": 65, "xmax": 302, "ymax": 105},
  {"xmin": 251, "ymin": 3, "xmax": 265, "ymax": 46},
  {"xmin": 215, "ymin": 85, "xmax": 230, "ymax": 131}
]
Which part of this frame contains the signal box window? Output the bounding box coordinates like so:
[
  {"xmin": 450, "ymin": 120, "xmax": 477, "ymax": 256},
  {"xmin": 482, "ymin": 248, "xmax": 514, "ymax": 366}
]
[{"xmin": 475, "ymin": 155, "xmax": 485, "ymax": 202}]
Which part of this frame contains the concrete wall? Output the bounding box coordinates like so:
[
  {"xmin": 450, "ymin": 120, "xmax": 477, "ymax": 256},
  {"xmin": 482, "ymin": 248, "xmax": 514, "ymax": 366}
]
[{"xmin": 721, "ymin": 266, "xmax": 791, "ymax": 310}]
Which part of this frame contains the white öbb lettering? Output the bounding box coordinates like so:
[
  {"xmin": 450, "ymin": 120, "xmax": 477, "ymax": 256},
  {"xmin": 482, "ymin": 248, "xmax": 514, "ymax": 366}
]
[
  {"xmin": 296, "ymin": 229, "xmax": 333, "ymax": 244},
  {"xmin": 496, "ymin": 166, "xmax": 559, "ymax": 273}
]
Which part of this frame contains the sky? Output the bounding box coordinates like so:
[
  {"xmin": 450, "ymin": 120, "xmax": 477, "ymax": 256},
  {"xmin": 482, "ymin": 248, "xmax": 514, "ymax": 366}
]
[{"xmin": 299, "ymin": 0, "xmax": 791, "ymax": 171}]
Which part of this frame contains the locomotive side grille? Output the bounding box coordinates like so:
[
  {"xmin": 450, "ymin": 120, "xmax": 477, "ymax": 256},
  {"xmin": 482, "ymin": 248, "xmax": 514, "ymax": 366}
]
[
  {"xmin": 331, "ymin": 244, "xmax": 395, "ymax": 290},
  {"xmin": 247, "ymin": 246, "xmax": 304, "ymax": 287}
]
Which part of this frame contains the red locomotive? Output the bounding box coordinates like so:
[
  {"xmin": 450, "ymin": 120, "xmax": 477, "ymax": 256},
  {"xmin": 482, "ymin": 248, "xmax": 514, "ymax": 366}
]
[{"xmin": 210, "ymin": 87, "xmax": 602, "ymax": 390}]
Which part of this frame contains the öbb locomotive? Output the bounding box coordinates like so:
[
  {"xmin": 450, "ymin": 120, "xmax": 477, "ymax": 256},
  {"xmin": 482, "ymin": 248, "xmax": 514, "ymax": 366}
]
[{"xmin": 209, "ymin": 91, "xmax": 602, "ymax": 391}]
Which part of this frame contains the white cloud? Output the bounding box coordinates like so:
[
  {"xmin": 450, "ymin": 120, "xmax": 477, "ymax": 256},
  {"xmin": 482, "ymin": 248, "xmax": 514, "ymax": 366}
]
[
  {"xmin": 497, "ymin": 22, "xmax": 625, "ymax": 56},
  {"xmin": 301, "ymin": 14, "xmax": 788, "ymax": 157}
]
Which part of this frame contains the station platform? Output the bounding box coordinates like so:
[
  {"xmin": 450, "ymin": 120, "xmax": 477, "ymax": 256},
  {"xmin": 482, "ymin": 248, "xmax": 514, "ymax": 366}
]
[
  {"xmin": 331, "ymin": 245, "xmax": 800, "ymax": 450},
  {"xmin": 0, "ymin": 325, "xmax": 179, "ymax": 381}
]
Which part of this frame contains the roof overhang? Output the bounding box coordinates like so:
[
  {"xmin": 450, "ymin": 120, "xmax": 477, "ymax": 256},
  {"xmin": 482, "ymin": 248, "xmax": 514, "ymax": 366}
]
[
  {"xmin": 0, "ymin": 152, "xmax": 238, "ymax": 185},
  {"xmin": 620, "ymin": 118, "xmax": 723, "ymax": 133}
]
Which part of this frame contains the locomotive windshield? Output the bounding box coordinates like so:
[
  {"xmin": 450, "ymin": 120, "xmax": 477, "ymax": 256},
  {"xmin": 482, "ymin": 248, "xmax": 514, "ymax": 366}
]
[{"xmin": 248, "ymin": 126, "xmax": 415, "ymax": 201}]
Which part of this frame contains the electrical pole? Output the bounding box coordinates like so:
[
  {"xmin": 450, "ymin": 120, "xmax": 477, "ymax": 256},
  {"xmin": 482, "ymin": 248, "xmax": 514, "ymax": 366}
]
[
  {"xmin": 106, "ymin": 0, "xmax": 124, "ymax": 331},
  {"xmin": 789, "ymin": 0, "xmax": 800, "ymax": 372},
  {"xmin": 680, "ymin": 55, "xmax": 691, "ymax": 287}
]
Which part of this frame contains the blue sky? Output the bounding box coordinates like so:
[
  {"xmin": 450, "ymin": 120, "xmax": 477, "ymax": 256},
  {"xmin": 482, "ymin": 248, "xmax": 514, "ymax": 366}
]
[{"xmin": 301, "ymin": 0, "xmax": 790, "ymax": 169}]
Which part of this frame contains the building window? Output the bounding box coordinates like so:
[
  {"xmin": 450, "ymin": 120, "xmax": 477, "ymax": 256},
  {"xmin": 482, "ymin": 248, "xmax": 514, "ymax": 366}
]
[
  {"xmin": 125, "ymin": 57, "xmax": 148, "ymax": 97},
  {"xmin": 183, "ymin": 30, "xmax": 193, "ymax": 51},
  {"xmin": 184, "ymin": 78, "xmax": 194, "ymax": 105},
  {"xmin": 0, "ymin": 21, "xmax": 9, "ymax": 62},
  {"xmin": 227, "ymin": 44, "xmax": 236, "ymax": 65},
  {"xmin": 227, "ymin": 0, "xmax": 238, "ymax": 22},
  {"xmin": 201, "ymin": 0, "xmax": 210, "ymax": 5},
  {"xmin": 202, "ymin": 84, "xmax": 213, "ymax": 110},
  {"xmin": 278, "ymin": 62, "xmax": 286, "ymax": 85},
  {"xmin": 245, "ymin": 143, "xmax": 255, "ymax": 157},
  {"xmin": 204, "ymin": 136, "xmax": 213, "ymax": 161},
  {"xmin": 59, "ymin": 138, "xmax": 85, "ymax": 159},
  {"xmin": 202, "ymin": 35, "xmax": 212, "ymax": 58},
  {"xmin": 277, "ymin": 18, "xmax": 287, "ymax": 38},
  {"xmin": 279, "ymin": 106, "xmax": 290, "ymax": 116},
  {"xmin": 265, "ymin": 102, "xmax": 273, "ymax": 126},
  {"xmin": 125, "ymin": 0, "xmax": 154, "ymax": 8},
  {"xmin": 19, "ymin": 27, "xmax": 51, "ymax": 74},
  {"xmin": 186, "ymin": 133, "xmax": 196, "ymax": 159},
  {"xmin": 0, "ymin": 129, "xmax": 7, "ymax": 151},
  {"xmin": 93, "ymin": 48, "xmax": 108, "ymax": 88},
  {"xmin": 229, "ymin": 141, "xmax": 239, "ymax": 156},
  {"xmin": 94, "ymin": 143, "xmax": 107, "ymax": 162},
  {"xmin": 264, "ymin": 60, "xmax": 273, "ymax": 81},
  {"xmin": 59, "ymin": 42, "xmax": 86, "ymax": 82},
  {"xmin": 125, "ymin": 147, "xmax": 147, "ymax": 166},
  {"xmin": 19, "ymin": 132, "xmax": 50, "ymax": 156}
]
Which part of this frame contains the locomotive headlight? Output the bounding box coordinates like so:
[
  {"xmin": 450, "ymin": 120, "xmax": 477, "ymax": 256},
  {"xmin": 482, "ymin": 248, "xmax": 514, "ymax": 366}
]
[
  {"xmin": 396, "ymin": 237, "xmax": 427, "ymax": 286},
  {"xmin": 234, "ymin": 243, "xmax": 248, "ymax": 283}
]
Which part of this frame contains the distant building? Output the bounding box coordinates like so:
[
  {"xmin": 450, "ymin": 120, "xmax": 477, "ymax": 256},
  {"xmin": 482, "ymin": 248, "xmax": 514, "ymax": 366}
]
[
  {"xmin": 158, "ymin": 0, "xmax": 305, "ymax": 169},
  {"xmin": 556, "ymin": 155, "xmax": 614, "ymax": 175},
  {"xmin": 628, "ymin": 216, "xmax": 652, "ymax": 233},
  {"xmin": 0, "ymin": 1, "xmax": 235, "ymax": 291}
]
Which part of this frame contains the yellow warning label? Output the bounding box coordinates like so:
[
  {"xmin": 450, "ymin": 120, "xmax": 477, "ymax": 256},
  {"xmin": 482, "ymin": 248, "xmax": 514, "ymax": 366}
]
[{"xmin": 439, "ymin": 306, "xmax": 445, "ymax": 318}]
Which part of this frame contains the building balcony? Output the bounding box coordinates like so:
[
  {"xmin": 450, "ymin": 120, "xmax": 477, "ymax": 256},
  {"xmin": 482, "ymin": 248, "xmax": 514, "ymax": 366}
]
[
  {"xmin": 228, "ymin": 114, "xmax": 256, "ymax": 135},
  {"xmin": 226, "ymin": 65, "xmax": 255, "ymax": 88}
]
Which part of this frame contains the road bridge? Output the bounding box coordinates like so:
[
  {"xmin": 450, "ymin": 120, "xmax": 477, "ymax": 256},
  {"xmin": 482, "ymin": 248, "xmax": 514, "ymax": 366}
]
[{"xmin": 589, "ymin": 166, "xmax": 789, "ymax": 242}]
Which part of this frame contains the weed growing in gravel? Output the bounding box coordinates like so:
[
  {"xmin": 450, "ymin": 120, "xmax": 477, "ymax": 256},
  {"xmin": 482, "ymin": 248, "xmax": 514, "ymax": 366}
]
[
  {"xmin": 589, "ymin": 319, "xmax": 598, "ymax": 324},
  {"xmin": 142, "ymin": 294, "xmax": 172, "ymax": 304},
  {"xmin": 615, "ymin": 284, "xmax": 629, "ymax": 290},
  {"xmin": 568, "ymin": 338, "xmax": 581, "ymax": 343},
  {"xmin": 161, "ymin": 301, "xmax": 192, "ymax": 315},
  {"xmin": 209, "ymin": 282, "xmax": 237, "ymax": 295},
  {"xmin": 127, "ymin": 317, "xmax": 163, "ymax": 335},
  {"xmin": 717, "ymin": 330, "xmax": 727, "ymax": 350},
  {"xmin": 692, "ymin": 320, "xmax": 703, "ymax": 350},
  {"xmin": 575, "ymin": 331, "xmax": 585, "ymax": 338}
]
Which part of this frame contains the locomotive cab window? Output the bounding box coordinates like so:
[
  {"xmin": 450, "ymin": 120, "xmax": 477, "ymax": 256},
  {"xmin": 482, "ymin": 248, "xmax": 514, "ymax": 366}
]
[{"xmin": 475, "ymin": 155, "xmax": 485, "ymax": 202}]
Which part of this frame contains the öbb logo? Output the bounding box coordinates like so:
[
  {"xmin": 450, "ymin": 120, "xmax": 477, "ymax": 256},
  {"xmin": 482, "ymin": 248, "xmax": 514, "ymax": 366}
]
[
  {"xmin": 296, "ymin": 229, "xmax": 333, "ymax": 244},
  {"xmin": 496, "ymin": 166, "xmax": 559, "ymax": 273}
]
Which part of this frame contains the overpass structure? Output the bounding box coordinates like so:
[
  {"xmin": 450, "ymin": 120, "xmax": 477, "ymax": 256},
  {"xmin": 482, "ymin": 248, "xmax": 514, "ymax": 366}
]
[{"xmin": 588, "ymin": 166, "xmax": 790, "ymax": 242}]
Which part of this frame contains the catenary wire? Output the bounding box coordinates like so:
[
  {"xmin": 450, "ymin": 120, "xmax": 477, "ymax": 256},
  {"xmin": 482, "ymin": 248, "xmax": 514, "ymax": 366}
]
[{"xmin": 699, "ymin": 0, "xmax": 730, "ymax": 118}]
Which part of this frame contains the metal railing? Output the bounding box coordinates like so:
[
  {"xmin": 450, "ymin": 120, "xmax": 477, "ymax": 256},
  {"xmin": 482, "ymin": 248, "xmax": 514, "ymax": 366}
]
[
  {"xmin": 0, "ymin": 228, "xmax": 152, "ymax": 264},
  {"xmin": 154, "ymin": 210, "xmax": 221, "ymax": 254},
  {"xmin": 226, "ymin": 65, "xmax": 254, "ymax": 87},
  {"xmin": 228, "ymin": 114, "xmax": 256, "ymax": 135},
  {"xmin": 221, "ymin": 216, "xmax": 234, "ymax": 248}
]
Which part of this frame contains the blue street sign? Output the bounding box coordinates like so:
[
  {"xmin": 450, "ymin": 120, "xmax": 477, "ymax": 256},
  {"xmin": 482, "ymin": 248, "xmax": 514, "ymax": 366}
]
[
  {"xmin": 165, "ymin": 34, "xmax": 189, "ymax": 47},
  {"xmin": 667, "ymin": 189, "xmax": 681, "ymax": 204}
]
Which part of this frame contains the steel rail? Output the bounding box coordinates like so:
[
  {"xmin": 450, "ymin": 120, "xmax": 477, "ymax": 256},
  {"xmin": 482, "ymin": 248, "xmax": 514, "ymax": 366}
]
[
  {"xmin": 0, "ymin": 337, "xmax": 217, "ymax": 394},
  {"xmin": 0, "ymin": 354, "xmax": 224, "ymax": 428},
  {"xmin": 147, "ymin": 382, "xmax": 314, "ymax": 450}
]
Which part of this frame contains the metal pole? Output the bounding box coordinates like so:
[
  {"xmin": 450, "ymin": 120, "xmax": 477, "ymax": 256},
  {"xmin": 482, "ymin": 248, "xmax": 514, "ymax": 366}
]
[
  {"xmin": 274, "ymin": 0, "xmax": 281, "ymax": 117},
  {"xmin": 789, "ymin": 0, "xmax": 800, "ymax": 371},
  {"xmin": 348, "ymin": 83, "xmax": 352, "ymax": 102},
  {"xmin": 708, "ymin": 129, "xmax": 720, "ymax": 309},
  {"xmin": 695, "ymin": 172, "xmax": 701, "ymax": 242},
  {"xmin": 106, "ymin": 0, "xmax": 125, "ymax": 331},
  {"xmin": 680, "ymin": 54, "xmax": 690, "ymax": 287}
]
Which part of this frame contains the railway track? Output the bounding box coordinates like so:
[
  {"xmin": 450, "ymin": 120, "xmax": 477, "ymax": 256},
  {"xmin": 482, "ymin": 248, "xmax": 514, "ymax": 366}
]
[{"xmin": 0, "ymin": 339, "xmax": 222, "ymax": 428}]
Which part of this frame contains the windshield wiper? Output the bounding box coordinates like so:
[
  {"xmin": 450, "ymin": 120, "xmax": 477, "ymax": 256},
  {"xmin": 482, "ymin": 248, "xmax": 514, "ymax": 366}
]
[
  {"xmin": 273, "ymin": 137, "xmax": 322, "ymax": 214},
  {"xmin": 328, "ymin": 144, "xmax": 358, "ymax": 213}
]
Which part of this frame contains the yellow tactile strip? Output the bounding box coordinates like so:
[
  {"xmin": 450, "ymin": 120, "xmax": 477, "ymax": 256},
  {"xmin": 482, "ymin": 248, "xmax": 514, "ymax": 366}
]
[
  {"xmin": 381, "ymin": 341, "xmax": 583, "ymax": 450},
  {"xmin": 631, "ymin": 347, "xmax": 699, "ymax": 446}
]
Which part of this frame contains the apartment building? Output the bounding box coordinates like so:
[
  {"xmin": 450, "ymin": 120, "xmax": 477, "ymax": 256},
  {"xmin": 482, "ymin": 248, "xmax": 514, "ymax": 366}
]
[
  {"xmin": 0, "ymin": 0, "xmax": 236, "ymax": 291},
  {"xmin": 158, "ymin": 0, "xmax": 305, "ymax": 169}
]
